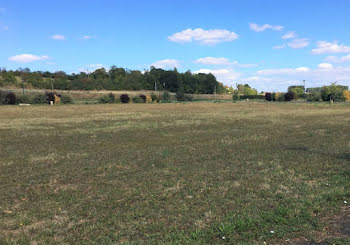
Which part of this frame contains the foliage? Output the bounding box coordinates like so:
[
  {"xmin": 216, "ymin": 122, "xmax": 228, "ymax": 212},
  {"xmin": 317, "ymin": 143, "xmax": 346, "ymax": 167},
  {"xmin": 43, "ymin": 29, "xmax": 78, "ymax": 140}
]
[
  {"xmin": 60, "ymin": 95, "xmax": 74, "ymax": 104},
  {"xmin": 98, "ymin": 93, "xmax": 115, "ymax": 103},
  {"xmin": 232, "ymin": 90, "xmax": 240, "ymax": 101},
  {"xmin": 176, "ymin": 91, "xmax": 186, "ymax": 101},
  {"xmin": 275, "ymin": 92, "xmax": 285, "ymax": 101},
  {"xmin": 5, "ymin": 92, "xmax": 16, "ymax": 104},
  {"xmin": 132, "ymin": 96, "xmax": 144, "ymax": 103},
  {"xmin": 162, "ymin": 91, "xmax": 171, "ymax": 102},
  {"xmin": 145, "ymin": 95, "xmax": 152, "ymax": 103},
  {"xmin": 17, "ymin": 94, "xmax": 32, "ymax": 104},
  {"xmin": 32, "ymin": 94, "xmax": 49, "ymax": 104},
  {"xmin": 321, "ymin": 85, "xmax": 347, "ymax": 102},
  {"xmin": 139, "ymin": 94, "xmax": 146, "ymax": 103},
  {"xmin": 120, "ymin": 93, "xmax": 130, "ymax": 103},
  {"xmin": 343, "ymin": 90, "xmax": 350, "ymax": 101},
  {"xmin": 0, "ymin": 90, "xmax": 6, "ymax": 104},
  {"xmin": 151, "ymin": 93, "xmax": 159, "ymax": 102},
  {"xmin": 0, "ymin": 66, "xmax": 223, "ymax": 94},
  {"xmin": 265, "ymin": 93, "xmax": 273, "ymax": 101},
  {"xmin": 45, "ymin": 92, "xmax": 55, "ymax": 103},
  {"xmin": 288, "ymin": 86, "xmax": 305, "ymax": 99},
  {"xmin": 237, "ymin": 84, "xmax": 258, "ymax": 96},
  {"xmin": 54, "ymin": 94, "xmax": 61, "ymax": 104},
  {"xmin": 284, "ymin": 91, "xmax": 295, "ymax": 101},
  {"xmin": 240, "ymin": 94, "xmax": 265, "ymax": 100},
  {"xmin": 306, "ymin": 91, "xmax": 322, "ymax": 102}
]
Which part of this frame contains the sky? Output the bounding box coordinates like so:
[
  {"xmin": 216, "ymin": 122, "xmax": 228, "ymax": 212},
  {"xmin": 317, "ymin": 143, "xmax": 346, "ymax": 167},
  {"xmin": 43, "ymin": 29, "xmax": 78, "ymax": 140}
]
[{"xmin": 1, "ymin": 0, "xmax": 350, "ymax": 91}]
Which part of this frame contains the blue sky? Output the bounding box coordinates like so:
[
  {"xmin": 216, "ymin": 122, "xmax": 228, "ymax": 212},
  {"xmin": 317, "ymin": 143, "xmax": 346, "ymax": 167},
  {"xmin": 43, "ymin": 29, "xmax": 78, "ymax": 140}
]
[{"xmin": 1, "ymin": 0, "xmax": 350, "ymax": 91}]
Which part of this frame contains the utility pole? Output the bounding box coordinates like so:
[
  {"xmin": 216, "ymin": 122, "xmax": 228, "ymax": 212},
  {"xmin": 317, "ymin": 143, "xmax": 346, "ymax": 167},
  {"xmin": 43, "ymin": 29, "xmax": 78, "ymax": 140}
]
[
  {"xmin": 51, "ymin": 76, "xmax": 54, "ymax": 91},
  {"xmin": 21, "ymin": 78, "xmax": 24, "ymax": 95},
  {"xmin": 303, "ymin": 80, "xmax": 306, "ymax": 102},
  {"xmin": 154, "ymin": 81, "xmax": 157, "ymax": 91}
]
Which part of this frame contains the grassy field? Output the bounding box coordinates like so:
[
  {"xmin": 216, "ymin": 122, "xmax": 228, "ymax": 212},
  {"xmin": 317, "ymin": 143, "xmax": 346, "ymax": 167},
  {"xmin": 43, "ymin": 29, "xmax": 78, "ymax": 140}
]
[{"xmin": 0, "ymin": 103, "xmax": 349, "ymax": 244}]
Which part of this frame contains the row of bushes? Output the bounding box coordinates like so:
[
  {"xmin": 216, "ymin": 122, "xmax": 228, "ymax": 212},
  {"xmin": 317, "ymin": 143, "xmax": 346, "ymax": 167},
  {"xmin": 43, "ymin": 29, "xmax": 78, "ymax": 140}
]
[
  {"xmin": 98, "ymin": 91, "xmax": 193, "ymax": 104},
  {"xmin": 0, "ymin": 90, "xmax": 73, "ymax": 105}
]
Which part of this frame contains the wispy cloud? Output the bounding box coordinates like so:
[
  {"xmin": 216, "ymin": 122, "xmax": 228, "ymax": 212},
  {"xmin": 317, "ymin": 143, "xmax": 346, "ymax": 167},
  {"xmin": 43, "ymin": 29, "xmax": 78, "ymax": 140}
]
[
  {"xmin": 51, "ymin": 34, "xmax": 66, "ymax": 40},
  {"xmin": 151, "ymin": 59, "xmax": 180, "ymax": 69},
  {"xmin": 312, "ymin": 41, "xmax": 350, "ymax": 54},
  {"xmin": 81, "ymin": 35, "xmax": 94, "ymax": 40},
  {"xmin": 168, "ymin": 28, "xmax": 238, "ymax": 45},
  {"xmin": 8, "ymin": 54, "xmax": 49, "ymax": 63},
  {"xmin": 249, "ymin": 23, "xmax": 284, "ymax": 32},
  {"xmin": 194, "ymin": 57, "xmax": 257, "ymax": 68},
  {"xmin": 287, "ymin": 38, "xmax": 310, "ymax": 49},
  {"xmin": 325, "ymin": 54, "xmax": 350, "ymax": 63},
  {"xmin": 273, "ymin": 44, "xmax": 286, "ymax": 49},
  {"xmin": 282, "ymin": 31, "xmax": 296, "ymax": 39}
]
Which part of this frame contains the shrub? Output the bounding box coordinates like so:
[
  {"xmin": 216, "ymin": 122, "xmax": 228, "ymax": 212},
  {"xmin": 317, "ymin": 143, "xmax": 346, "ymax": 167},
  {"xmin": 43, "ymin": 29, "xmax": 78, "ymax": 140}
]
[
  {"xmin": 120, "ymin": 94, "xmax": 130, "ymax": 103},
  {"xmin": 99, "ymin": 93, "xmax": 115, "ymax": 103},
  {"xmin": 284, "ymin": 91, "xmax": 295, "ymax": 101},
  {"xmin": 306, "ymin": 92, "xmax": 322, "ymax": 102},
  {"xmin": 145, "ymin": 95, "xmax": 152, "ymax": 103},
  {"xmin": 162, "ymin": 91, "xmax": 171, "ymax": 102},
  {"xmin": 321, "ymin": 85, "xmax": 347, "ymax": 102},
  {"xmin": 0, "ymin": 90, "xmax": 6, "ymax": 104},
  {"xmin": 5, "ymin": 92, "xmax": 16, "ymax": 105},
  {"xmin": 151, "ymin": 93, "xmax": 159, "ymax": 102},
  {"xmin": 185, "ymin": 94, "xmax": 193, "ymax": 101},
  {"xmin": 139, "ymin": 94, "xmax": 146, "ymax": 103},
  {"xmin": 45, "ymin": 92, "xmax": 55, "ymax": 103},
  {"xmin": 344, "ymin": 90, "xmax": 350, "ymax": 101},
  {"xmin": 32, "ymin": 94, "xmax": 48, "ymax": 104},
  {"xmin": 275, "ymin": 93, "xmax": 285, "ymax": 101},
  {"xmin": 265, "ymin": 93, "xmax": 272, "ymax": 101},
  {"xmin": 132, "ymin": 96, "xmax": 144, "ymax": 103},
  {"xmin": 240, "ymin": 95, "xmax": 265, "ymax": 100},
  {"xmin": 54, "ymin": 94, "xmax": 61, "ymax": 104},
  {"xmin": 60, "ymin": 95, "xmax": 73, "ymax": 104},
  {"xmin": 176, "ymin": 91, "xmax": 186, "ymax": 101},
  {"xmin": 17, "ymin": 94, "xmax": 32, "ymax": 104},
  {"xmin": 232, "ymin": 90, "xmax": 240, "ymax": 101}
]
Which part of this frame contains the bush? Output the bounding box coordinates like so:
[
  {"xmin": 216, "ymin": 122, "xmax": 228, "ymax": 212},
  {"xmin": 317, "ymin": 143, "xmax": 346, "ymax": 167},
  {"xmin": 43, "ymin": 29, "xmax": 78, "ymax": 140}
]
[
  {"xmin": 176, "ymin": 91, "xmax": 186, "ymax": 101},
  {"xmin": 344, "ymin": 90, "xmax": 350, "ymax": 101},
  {"xmin": 45, "ymin": 92, "xmax": 55, "ymax": 103},
  {"xmin": 32, "ymin": 94, "xmax": 48, "ymax": 104},
  {"xmin": 162, "ymin": 91, "xmax": 171, "ymax": 102},
  {"xmin": 306, "ymin": 92, "xmax": 322, "ymax": 102},
  {"xmin": 98, "ymin": 93, "xmax": 115, "ymax": 103},
  {"xmin": 5, "ymin": 92, "xmax": 16, "ymax": 104},
  {"xmin": 284, "ymin": 91, "xmax": 295, "ymax": 101},
  {"xmin": 185, "ymin": 94, "xmax": 193, "ymax": 101},
  {"xmin": 0, "ymin": 90, "xmax": 6, "ymax": 104},
  {"xmin": 240, "ymin": 95, "xmax": 265, "ymax": 100},
  {"xmin": 132, "ymin": 96, "xmax": 144, "ymax": 103},
  {"xmin": 60, "ymin": 95, "xmax": 73, "ymax": 104},
  {"xmin": 275, "ymin": 93, "xmax": 285, "ymax": 101},
  {"xmin": 265, "ymin": 93, "xmax": 272, "ymax": 101},
  {"xmin": 120, "ymin": 94, "xmax": 130, "ymax": 103},
  {"xmin": 17, "ymin": 94, "xmax": 32, "ymax": 104},
  {"xmin": 139, "ymin": 94, "xmax": 146, "ymax": 103},
  {"xmin": 151, "ymin": 93, "xmax": 159, "ymax": 102},
  {"xmin": 232, "ymin": 90, "xmax": 240, "ymax": 101}
]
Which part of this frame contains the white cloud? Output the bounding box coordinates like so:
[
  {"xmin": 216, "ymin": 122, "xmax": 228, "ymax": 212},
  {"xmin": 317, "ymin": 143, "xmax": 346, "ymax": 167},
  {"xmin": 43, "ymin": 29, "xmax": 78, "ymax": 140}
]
[
  {"xmin": 8, "ymin": 54, "xmax": 49, "ymax": 63},
  {"xmin": 82, "ymin": 35, "xmax": 93, "ymax": 40},
  {"xmin": 194, "ymin": 57, "xmax": 257, "ymax": 68},
  {"xmin": 51, "ymin": 34, "xmax": 66, "ymax": 40},
  {"xmin": 325, "ymin": 54, "xmax": 350, "ymax": 63},
  {"xmin": 194, "ymin": 68, "xmax": 240, "ymax": 83},
  {"xmin": 256, "ymin": 67, "xmax": 310, "ymax": 75},
  {"xmin": 273, "ymin": 44, "xmax": 286, "ymax": 49},
  {"xmin": 76, "ymin": 64, "xmax": 106, "ymax": 73},
  {"xmin": 287, "ymin": 38, "xmax": 310, "ymax": 49},
  {"xmin": 318, "ymin": 63, "xmax": 333, "ymax": 69},
  {"xmin": 249, "ymin": 23, "xmax": 284, "ymax": 32},
  {"xmin": 168, "ymin": 28, "xmax": 238, "ymax": 45},
  {"xmin": 282, "ymin": 31, "xmax": 296, "ymax": 39},
  {"xmin": 312, "ymin": 41, "xmax": 350, "ymax": 54},
  {"xmin": 194, "ymin": 57, "xmax": 231, "ymax": 65},
  {"xmin": 151, "ymin": 59, "xmax": 180, "ymax": 69}
]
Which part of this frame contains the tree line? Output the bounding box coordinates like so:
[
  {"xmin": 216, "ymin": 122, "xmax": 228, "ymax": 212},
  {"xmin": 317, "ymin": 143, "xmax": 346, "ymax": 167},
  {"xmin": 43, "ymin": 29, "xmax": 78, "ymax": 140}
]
[{"xmin": 0, "ymin": 66, "xmax": 228, "ymax": 94}]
